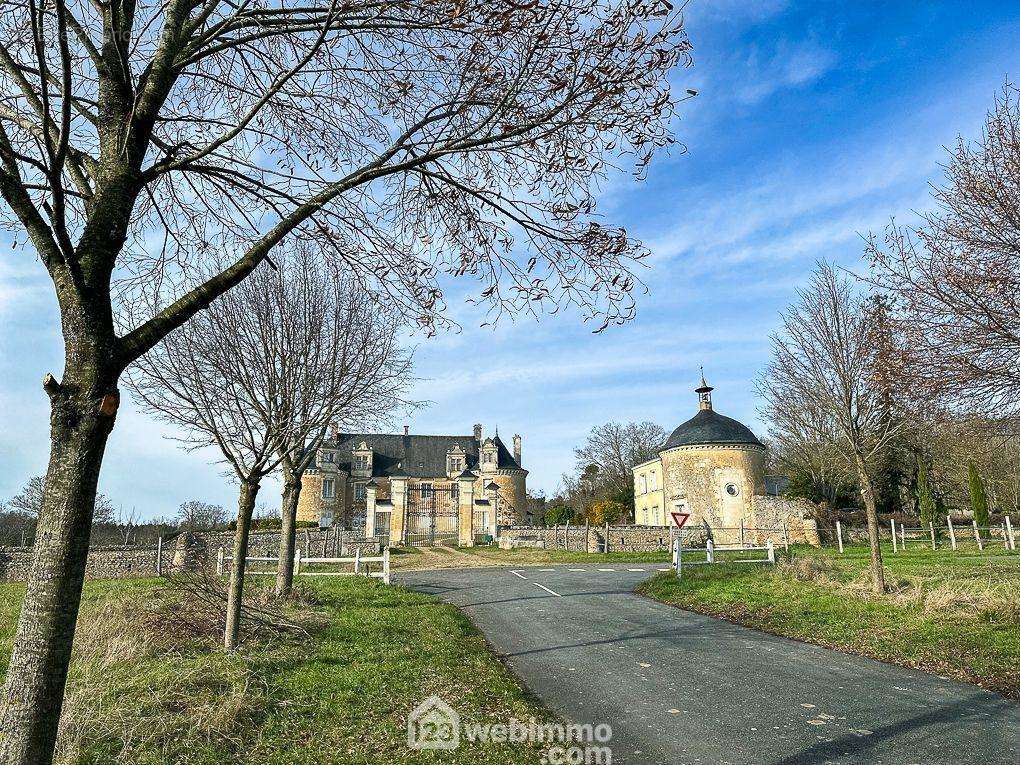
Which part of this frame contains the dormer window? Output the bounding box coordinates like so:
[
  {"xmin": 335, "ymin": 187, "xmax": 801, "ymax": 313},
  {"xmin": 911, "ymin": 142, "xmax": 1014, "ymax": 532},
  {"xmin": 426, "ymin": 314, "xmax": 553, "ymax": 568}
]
[
  {"xmin": 354, "ymin": 454, "xmax": 369, "ymax": 471},
  {"xmin": 322, "ymin": 452, "xmax": 335, "ymax": 464},
  {"xmin": 352, "ymin": 441, "xmax": 373, "ymax": 477},
  {"xmin": 447, "ymin": 445, "xmax": 467, "ymax": 476}
]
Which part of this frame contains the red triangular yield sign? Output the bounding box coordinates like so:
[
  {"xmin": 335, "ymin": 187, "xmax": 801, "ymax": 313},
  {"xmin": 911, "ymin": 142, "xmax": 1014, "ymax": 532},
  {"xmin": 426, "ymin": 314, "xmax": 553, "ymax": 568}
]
[{"xmin": 670, "ymin": 512, "xmax": 690, "ymax": 529}]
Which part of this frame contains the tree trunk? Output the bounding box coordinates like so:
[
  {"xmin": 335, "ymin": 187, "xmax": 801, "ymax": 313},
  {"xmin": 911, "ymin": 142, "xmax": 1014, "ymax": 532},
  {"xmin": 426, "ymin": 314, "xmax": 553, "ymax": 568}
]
[
  {"xmin": 0, "ymin": 372, "xmax": 117, "ymax": 765},
  {"xmin": 855, "ymin": 458, "xmax": 886, "ymax": 594},
  {"xmin": 224, "ymin": 479, "xmax": 260, "ymax": 650},
  {"xmin": 275, "ymin": 467, "xmax": 302, "ymax": 597}
]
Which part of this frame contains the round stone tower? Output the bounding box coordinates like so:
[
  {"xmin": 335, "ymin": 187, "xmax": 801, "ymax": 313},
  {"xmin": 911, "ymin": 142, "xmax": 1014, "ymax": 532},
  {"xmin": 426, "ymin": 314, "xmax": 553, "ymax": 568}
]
[{"xmin": 657, "ymin": 374, "xmax": 765, "ymax": 540}]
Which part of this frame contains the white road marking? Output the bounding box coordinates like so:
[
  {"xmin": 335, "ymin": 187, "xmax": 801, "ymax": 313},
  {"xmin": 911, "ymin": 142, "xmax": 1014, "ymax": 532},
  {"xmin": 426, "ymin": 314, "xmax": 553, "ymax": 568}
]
[
  {"xmin": 628, "ymin": 568, "xmax": 645, "ymax": 572},
  {"xmin": 510, "ymin": 570, "xmax": 527, "ymax": 580},
  {"xmin": 568, "ymin": 568, "xmax": 587, "ymax": 572},
  {"xmin": 638, "ymin": 662, "xmax": 652, "ymax": 668},
  {"xmin": 532, "ymin": 582, "xmax": 562, "ymax": 597},
  {"xmin": 597, "ymin": 568, "xmax": 616, "ymax": 572},
  {"xmin": 657, "ymin": 568, "xmax": 672, "ymax": 572}
]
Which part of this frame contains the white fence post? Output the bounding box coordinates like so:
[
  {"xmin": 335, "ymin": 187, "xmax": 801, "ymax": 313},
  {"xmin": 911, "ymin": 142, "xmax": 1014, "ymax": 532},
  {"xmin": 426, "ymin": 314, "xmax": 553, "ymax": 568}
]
[
  {"xmin": 836, "ymin": 520, "xmax": 844, "ymax": 554},
  {"xmin": 1006, "ymin": 515, "xmax": 1016, "ymax": 551},
  {"xmin": 947, "ymin": 516, "xmax": 957, "ymax": 551},
  {"xmin": 901, "ymin": 523, "xmax": 906, "ymax": 550},
  {"xmin": 891, "ymin": 520, "xmax": 898, "ymax": 553},
  {"xmin": 973, "ymin": 520, "xmax": 984, "ymax": 551},
  {"xmin": 354, "ymin": 547, "xmax": 361, "ymax": 575},
  {"xmin": 383, "ymin": 546, "xmax": 391, "ymax": 585},
  {"xmin": 767, "ymin": 541, "xmax": 775, "ymax": 564},
  {"xmin": 782, "ymin": 522, "xmax": 790, "ymax": 553},
  {"xmin": 156, "ymin": 536, "xmax": 163, "ymax": 576},
  {"xmin": 707, "ymin": 538, "xmax": 715, "ymax": 564},
  {"xmin": 217, "ymin": 546, "xmax": 224, "ymax": 576},
  {"xmin": 929, "ymin": 522, "xmax": 936, "ymax": 550}
]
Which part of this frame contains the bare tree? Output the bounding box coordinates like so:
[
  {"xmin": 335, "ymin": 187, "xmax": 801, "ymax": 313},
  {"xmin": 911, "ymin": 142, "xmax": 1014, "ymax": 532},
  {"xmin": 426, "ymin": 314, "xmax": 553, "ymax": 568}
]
[
  {"xmin": 177, "ymin": 500, "xmax": 228, "ymax": 531},
  {"xmin": 129, "ymin": 285, "xmax": 291, "ymax": 651},
  {"xmin": 7, "ymin": 476, "xmax": 45, "ymax": 519},
  {"xmin": 868, "ymin": 84, "xmax": 1020, "ymax": 421},
  {"xmin": 0, "ymin": 1, "xmax": 691, "ymax": 758},
  {"xmin": 230, "ymin": 245, "xmax": 412, "ymax": 597},
  {"xmin": 758, "ymin": 263, "xmax": 901, "ymax": 594},
  {"xmin": 114, "ymin": 505, "xmax": 139, "ymax": 545},
  {"xmin": 572, "ymin": 420, "xmax": 665, "ymax": 508}
]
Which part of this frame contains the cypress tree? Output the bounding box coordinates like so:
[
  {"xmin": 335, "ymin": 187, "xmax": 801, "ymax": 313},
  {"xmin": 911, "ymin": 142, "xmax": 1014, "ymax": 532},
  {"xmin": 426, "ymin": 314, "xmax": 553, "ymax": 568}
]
[{"xmin": 968, "ymin": 462, "xmax": 990, "ymax": 531}]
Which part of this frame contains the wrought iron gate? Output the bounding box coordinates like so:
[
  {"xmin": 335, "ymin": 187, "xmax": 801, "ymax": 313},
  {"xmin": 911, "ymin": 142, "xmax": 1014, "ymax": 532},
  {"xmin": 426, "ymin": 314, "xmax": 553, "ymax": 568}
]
[{"xmin": 405, "ymin": 484, "xmax": 459, "ymax": 546}]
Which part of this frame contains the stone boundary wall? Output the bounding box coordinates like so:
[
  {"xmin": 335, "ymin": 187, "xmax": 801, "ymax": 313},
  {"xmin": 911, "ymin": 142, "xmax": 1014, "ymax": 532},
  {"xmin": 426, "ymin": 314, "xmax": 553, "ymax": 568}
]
[
  {"xmin": 0, "ymin": 529, "xmax": 383, "ymax": 583},
  {"xmin": 498, "ymin": 525, "xmax": 710, "ymax": 553},
  {"xmin": 0, "ymin": 545, "xmax": 174, "ymax": 583}
]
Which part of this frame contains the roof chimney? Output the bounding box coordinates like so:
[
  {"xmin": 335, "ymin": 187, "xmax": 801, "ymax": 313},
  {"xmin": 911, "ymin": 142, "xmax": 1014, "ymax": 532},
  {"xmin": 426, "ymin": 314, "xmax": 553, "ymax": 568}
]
[
  {"xmin": 513, "ymin": 434, "xmax": 522, "ymax": 466},
  {"xmin": 403, "ymin": 425, "xmax": 409, "ymax": 436},
  {"xmin": 473, "ymin": 423, "xmax": 483, "ymax": 444}
]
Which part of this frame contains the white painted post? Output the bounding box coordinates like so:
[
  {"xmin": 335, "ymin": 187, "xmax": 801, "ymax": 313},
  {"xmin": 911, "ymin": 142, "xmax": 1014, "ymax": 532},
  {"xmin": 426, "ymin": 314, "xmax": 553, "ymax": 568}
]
[
  {"xmin": 707, "ymin": 538, "xmax": 715, "ymax": 564},
  {"xmin": 565, "ymin": 521, "xmax": 570, "ymax": 551},
  {"xmin": 973, "ymin": 519, "xmax": 984, "ymax": 551},
  {"xmin": 891, "ymin": 519, "xmax": 898, "ymax": 553},
  {"xmin": 1006, "ymin": 515, "xmax": 1016, "ymax": 551},
  {"xmin": 156, "ymin": 536, "xmax": 163, "ymax": 576},
  {"xmin": 383, "ymin": 546, "xmax": 391, "ymax": 585},
  {"xmin": 217, "ymin": 546, "xmax": 224, "ymax": 576},
  {"xmin": 676, "ymin": 537, "xmax": 683, "ymax": 579},
  {"xmin": 901, "ymin": 524, "xmax": 906, "ymax": 550},
  {"xmin": 782, "ymin": 522, "xmax": 790, "ymax": 553},
  {"xmin": 836, "ymin": 520, "xmax": 844, "ymax": 554},
  {"xmin": 354, "ymin": 547, "xmax": 361, "ymax": 575},
  {"xmin": 947, "ymin": 516, "xmax": 957, "ymax": 551},
  {"xmin": 929, "ymin": 522, "xmax": 936, "ymax": 550},
  {"xmin": 767, "ymin": 541, "xmax": 775, "ymax": 564}
]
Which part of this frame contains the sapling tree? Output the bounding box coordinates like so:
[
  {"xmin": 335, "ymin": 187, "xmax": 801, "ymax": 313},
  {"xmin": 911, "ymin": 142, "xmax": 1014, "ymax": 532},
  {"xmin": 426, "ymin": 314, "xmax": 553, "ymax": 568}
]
[{"xmin": 0, "ymin": 0, "xmax": 692, "ymax": 759}]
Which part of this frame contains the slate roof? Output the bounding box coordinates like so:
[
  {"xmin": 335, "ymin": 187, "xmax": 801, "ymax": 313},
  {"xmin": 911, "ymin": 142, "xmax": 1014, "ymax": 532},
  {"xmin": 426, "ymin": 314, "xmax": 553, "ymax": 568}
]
[
  {"xmin": 321, "ymin": 432, "xmax": 523, "ymax": 477},
  {"xmin": 661, "ymin": 408, "xmax": 764, "ymax": 451}
]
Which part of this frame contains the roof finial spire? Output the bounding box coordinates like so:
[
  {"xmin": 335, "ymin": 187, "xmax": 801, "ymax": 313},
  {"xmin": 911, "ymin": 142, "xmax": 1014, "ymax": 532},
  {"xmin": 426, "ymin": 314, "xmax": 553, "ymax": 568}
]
[{"xmin": 694, "ymin": 367, "xmax": 714, "ymax": 411}]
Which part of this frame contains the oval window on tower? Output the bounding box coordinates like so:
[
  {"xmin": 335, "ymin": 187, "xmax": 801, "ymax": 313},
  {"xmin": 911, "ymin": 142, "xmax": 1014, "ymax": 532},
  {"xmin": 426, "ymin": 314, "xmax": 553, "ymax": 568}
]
[{"xmin": 725, "ymin": 483, "xmax": 739, "ymax": 496}]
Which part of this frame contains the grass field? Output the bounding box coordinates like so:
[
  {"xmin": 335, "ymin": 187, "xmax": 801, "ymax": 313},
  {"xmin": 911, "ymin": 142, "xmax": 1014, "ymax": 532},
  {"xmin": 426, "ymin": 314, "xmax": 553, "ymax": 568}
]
[
  {"xmin": 638, "ymin": 544, "xmax": 1020, "ymax": 699},
  {"xmin": 0, "ymin": 577, "xmax": 550, "ymax": 764}
]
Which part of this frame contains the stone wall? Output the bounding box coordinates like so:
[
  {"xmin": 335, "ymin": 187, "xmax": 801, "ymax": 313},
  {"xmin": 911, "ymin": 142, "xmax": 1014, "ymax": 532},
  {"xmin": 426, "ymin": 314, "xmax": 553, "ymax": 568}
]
[
  {"xmin": 750, "ymin": 495, "xmax": 821, "ymax": 545},
  {"xmin": 0, "ymin": 544, "xmax": 174, "ymax": 583},
  {"xmin": 498, "ymin": 524, "xmax": 710, "ymax": 553}
]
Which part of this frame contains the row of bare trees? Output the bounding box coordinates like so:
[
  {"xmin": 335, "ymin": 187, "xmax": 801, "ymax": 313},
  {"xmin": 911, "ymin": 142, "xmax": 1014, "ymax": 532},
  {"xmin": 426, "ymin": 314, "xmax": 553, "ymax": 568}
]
[
  {"xmin": 131, "ymin": 246, "xmax": 412, "ymax": 648},
  {"xmin": 759, "ymin": 84, "xmax": 1020, "ymax": 594},
  {"xmin": 0, "ymin": 0, "xmax": 692, "ymax": 759}
]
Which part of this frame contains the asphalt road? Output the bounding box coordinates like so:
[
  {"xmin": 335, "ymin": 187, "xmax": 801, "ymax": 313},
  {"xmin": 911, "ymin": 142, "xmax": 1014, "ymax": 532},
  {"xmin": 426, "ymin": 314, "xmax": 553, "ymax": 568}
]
[{"xmin": 399, "ymin": 565, "xmax": 1020, "ymax": 765}]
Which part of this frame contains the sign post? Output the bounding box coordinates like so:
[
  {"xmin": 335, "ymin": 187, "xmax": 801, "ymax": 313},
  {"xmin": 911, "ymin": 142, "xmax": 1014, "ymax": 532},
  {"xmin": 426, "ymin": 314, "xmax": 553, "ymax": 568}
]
[{"xmin": 670, "ymin": 512, "xmax": 690, "ymax": 579}]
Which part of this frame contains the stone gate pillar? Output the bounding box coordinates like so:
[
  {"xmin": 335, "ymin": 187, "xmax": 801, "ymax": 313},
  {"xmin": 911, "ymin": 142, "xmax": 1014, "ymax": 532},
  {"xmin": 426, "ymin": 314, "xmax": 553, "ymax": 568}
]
[
  {"xmin": 364, "ymin": 479, "xmax": 378, "ymax": 537},
  {"xmin": 457, "ymin": 473, "xmax": 476, "ymax": 547},
  {"xmin": 389, "ymin": 476, "xmax": 408, "ymax": 545}
]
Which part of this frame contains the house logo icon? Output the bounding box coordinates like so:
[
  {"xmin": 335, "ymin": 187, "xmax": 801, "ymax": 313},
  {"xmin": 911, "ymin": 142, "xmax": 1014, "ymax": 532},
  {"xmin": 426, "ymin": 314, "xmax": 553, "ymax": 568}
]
[{"xmin": 407, "ymin": 695, "xmax": 460, "ymax": 750}]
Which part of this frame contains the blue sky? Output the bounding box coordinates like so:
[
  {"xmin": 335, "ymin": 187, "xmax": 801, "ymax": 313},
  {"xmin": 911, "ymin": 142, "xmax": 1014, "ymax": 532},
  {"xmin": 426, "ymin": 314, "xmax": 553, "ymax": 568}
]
[{"xmin": 2, "ymin": 1, "xmax": 1019, "ymax": 517}]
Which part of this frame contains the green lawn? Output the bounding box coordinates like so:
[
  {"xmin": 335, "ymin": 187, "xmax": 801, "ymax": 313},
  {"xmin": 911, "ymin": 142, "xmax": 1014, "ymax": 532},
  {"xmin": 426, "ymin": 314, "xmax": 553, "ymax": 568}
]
[
  {"xmin": 0, "ymin": 577, "xmax": 550, "ymax": 764},
  {"xmin": 638, "ymin": 544, "xmax": 1020, "ymax": 699}
]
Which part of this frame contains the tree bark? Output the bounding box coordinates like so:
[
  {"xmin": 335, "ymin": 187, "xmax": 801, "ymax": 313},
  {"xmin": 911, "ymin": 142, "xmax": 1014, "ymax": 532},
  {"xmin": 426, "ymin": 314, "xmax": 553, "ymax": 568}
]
[
  {"xmin": 224, "ymin": 479, "xmax": 260, "ymax": 650},
  {"xmin": 855, "ymin": 458, "xmax": 886, "ymax": 595},
  {"xmin": 0, "ymin": 366, "xmax": 117, "ymax": 765},
  {"xmin": 275, "ymin": 466, "xmax": 302, "ymax": 597}
]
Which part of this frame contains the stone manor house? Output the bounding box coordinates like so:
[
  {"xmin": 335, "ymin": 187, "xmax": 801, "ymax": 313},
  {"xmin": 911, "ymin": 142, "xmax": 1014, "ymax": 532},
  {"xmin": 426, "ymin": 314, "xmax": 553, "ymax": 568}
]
[
  {"xmin": 297, "ymin": 424, "xmax": 527, "ymax": 545},
  {"xmin": 633, "ymin": 376, "xmax": 817, "ymax": 545}
]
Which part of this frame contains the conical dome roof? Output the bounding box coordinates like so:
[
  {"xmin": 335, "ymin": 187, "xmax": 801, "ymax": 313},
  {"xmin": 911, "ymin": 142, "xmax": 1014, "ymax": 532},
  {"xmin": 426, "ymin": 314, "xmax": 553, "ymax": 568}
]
[{"xmin": 662, "ymin": 408, "xmax": 764, "ymax": 450}]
